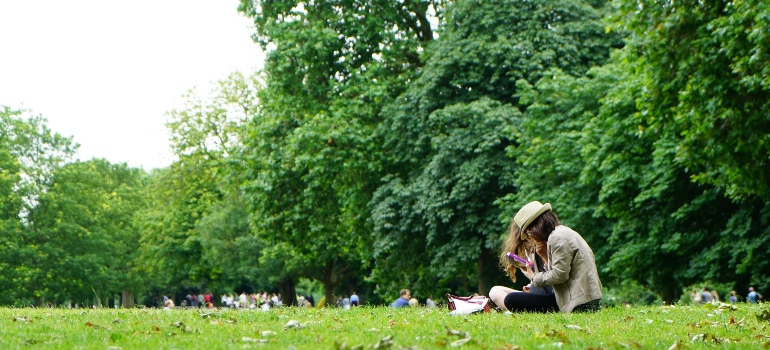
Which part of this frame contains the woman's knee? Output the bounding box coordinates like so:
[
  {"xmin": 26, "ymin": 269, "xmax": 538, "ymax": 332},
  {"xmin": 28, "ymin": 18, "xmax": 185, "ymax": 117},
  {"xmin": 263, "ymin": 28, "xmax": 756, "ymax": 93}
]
[
  {"xmin": 489, "ymin": 286, "xmax": 509, "ymax": 307},
  {"xmin": 489, "ymin": 286, "xmax": 505, "ymax": 298}
]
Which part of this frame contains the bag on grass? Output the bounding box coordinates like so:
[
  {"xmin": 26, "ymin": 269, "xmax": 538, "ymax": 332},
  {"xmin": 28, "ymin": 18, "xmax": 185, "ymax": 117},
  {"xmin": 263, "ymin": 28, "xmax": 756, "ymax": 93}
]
[{"xmin": 446, "ymin": 294, "xmax": 491, "ymax": 315}]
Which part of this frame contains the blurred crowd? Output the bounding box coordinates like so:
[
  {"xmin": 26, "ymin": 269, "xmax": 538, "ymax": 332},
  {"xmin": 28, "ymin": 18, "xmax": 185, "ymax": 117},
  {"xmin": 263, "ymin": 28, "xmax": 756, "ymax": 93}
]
[{"xmin": 691, "ymin": 286, "xmax": 763, "ymax": 304}]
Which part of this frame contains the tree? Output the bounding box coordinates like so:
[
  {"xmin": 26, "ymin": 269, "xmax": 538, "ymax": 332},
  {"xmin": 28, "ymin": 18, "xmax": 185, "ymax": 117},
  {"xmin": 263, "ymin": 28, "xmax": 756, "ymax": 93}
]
[
  {"xmin": 136, "ymin": 72, "xmax": 258, "ymax": 297},
  {"xmin": 621, "ymin": 0, "xmax": 770, "ymax": 200},
  {"xmin": 370, "ymin": 0, "xmax": 621, "ymax": 298},
  {"xmin": 513, "ymin": 41, "xmax": 770, "ymax": 302},
  {"xmin": 25, "ymin": 159, "xmax": 149, "ymax": 306},
  {"xmin": 0, "ymin": 106, "xmax": 76, "ymax": 305},
  {"xmin": 237, "ymin": 0, "xmax": 442, "ymax": 304}
]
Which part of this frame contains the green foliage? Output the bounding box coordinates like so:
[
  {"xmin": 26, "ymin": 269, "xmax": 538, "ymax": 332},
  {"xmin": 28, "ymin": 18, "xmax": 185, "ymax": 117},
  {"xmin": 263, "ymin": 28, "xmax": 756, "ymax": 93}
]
[
  {"xmin": 23, "ymin": 159, "xmax": 149, "ymax": 304},
  {"xmin": 0, "ymin": 107, "xmax": 77, "ymax": 305},
  {"xmin": 136, "ymin": 72, "xmax": 258, "ymax": 295},
  {"xmin": 371, "ymin": 0, "xmax": 620, "ymax": 298},
  {"xmin": 512, "ymin": 44, "xmax": 770, "ymax": 302},
  {"xmin": 237, "ymin": 0, "xmax": 440, "ymax": 303},
  {"xmin": 4, "ymin": 0, "xmax": 770, "ymax": 309},
  {"xmin": 620, "ymin": 0, "xmax": 770, "ymax": 200}
]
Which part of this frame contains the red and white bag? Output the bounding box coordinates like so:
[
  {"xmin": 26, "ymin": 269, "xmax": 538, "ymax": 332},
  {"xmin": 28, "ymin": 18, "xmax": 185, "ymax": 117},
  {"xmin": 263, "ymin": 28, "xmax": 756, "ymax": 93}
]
[{"xmin": 447, "ymin": 294, "xmax": 491, "ymax": 315}]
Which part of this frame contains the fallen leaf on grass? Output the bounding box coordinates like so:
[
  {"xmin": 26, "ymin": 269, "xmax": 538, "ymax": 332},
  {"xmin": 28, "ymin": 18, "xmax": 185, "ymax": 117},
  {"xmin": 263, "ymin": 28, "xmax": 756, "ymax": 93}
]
[
  {"xmin": 446, "ymin": 326, "xmax": 471, "ymax": 339},
  {"xmin": 373, "ymin": 335, "xmax": 394, "ymax": 349},
  {"xmin": 757, "ymin": 308, "xmax": 770, "ymax": 322},
  {"xmin": 564, "ymin": 325, "xmax": 590, "ymax": 333},
  {"xmin": 499, "ymin": 344, "xmax": 520, "ymax": 350},
  {"xmin": 284, "ymin": 320, "xmax": 305, "ymax": 329},
  {"xmin": 261, "ymin": 330, "xmax": 277, "ymax": 337},
  {"xmin": 690, "ymin": 332, "xmax": 729, "ymax": 344},
  {"xmin": 85, "ymin": 321, "xmax": 105, "ymax": 330},
  {"xmin": 22, "ymin": 339, "xmax": 42, "ymax": 346},
  {"xmin": 12, "ymin": 316, "xmax": 32, "ymax": 323},
  {"xmin": 113, "ymin": 319, "xmax": 123, "ymax": 324},
  {"xmin": 667, "ymin": 340, "xmax": 682, "ymax": 350},
  {"xmin": 537, "ymin": 329, "xmax": 568, "ymax": 343},
  {"xmin": 450, "ymin": 338, "xmax": 472, "ymax": 347}
]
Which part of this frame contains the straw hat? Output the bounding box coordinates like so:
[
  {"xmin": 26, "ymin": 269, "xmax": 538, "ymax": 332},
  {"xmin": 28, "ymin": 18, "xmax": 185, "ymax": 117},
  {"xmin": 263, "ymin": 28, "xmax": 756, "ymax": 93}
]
[{"xmin": 514, "ymin": 201, "xmax": 552, "ymax": 240}]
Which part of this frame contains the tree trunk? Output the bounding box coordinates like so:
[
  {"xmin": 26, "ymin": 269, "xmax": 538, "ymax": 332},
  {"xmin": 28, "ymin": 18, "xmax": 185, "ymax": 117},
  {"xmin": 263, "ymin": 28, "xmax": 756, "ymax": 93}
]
[
  {"xmin": 323, "ymin": 262, "xmax": 335, "ymax": 308},
  {"xmin": 477, "ymin": 252, "xmax": 488, "ymax": 296},
  {"xmin": 278, "ymin": 278, "xmax": 297, "ymax": 306},
  {"xmin": 121, "ymin": 290, "xmax": 135, "ymax": 308}
]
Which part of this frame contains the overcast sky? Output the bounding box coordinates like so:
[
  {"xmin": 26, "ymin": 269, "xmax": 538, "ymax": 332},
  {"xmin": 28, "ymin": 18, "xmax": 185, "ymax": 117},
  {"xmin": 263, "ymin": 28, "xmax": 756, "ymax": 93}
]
[{"xmin": 0, "ymin": 0, "xmax": 264, "ymax": 170}]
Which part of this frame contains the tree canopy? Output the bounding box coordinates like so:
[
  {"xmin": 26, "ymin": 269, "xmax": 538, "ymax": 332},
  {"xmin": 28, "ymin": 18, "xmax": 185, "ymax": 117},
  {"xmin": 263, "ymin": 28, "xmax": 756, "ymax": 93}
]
[{"xmin": 1, "ymin": 0, "xmax": 769, "ymax": 306}]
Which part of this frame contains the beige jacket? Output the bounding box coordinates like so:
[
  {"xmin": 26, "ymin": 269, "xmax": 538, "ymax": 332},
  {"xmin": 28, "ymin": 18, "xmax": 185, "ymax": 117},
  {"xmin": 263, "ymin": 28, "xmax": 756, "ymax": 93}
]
[{"xmin": 532, "ymin": 225, "xmax": 602, "ymax": 313}]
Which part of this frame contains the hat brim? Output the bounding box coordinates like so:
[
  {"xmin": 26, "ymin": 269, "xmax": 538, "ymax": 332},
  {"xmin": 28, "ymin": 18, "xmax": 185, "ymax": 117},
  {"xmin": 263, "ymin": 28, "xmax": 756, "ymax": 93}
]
[{"xmin": 519, "ymin": 203, "xmax": 552, "ymax": 240}]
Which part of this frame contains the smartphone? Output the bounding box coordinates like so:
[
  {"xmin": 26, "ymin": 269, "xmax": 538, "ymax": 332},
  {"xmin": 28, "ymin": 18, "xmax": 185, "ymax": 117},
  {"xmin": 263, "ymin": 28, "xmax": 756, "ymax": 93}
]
[{"xmin": 506, "ymin": 252, "xmax": 534, "ymax": 268}]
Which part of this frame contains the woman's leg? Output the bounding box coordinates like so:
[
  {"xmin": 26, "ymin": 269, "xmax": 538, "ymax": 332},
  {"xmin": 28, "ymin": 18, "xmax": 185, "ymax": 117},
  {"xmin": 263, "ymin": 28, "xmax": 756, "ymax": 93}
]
[
  {"xmin": 503, "ymin": 292, "xmax": 558, "ymax": 313},
  {"xmin": 489, "ymin": 286, "xmax": 518, "ymax": 311}
]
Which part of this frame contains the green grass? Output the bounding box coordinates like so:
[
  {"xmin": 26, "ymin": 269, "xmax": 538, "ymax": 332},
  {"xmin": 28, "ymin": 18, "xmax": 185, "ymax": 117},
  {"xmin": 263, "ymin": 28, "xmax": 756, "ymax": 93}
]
[{"xmin": 1, "ymin": 303, "xmax": 768, "ymax": 349}]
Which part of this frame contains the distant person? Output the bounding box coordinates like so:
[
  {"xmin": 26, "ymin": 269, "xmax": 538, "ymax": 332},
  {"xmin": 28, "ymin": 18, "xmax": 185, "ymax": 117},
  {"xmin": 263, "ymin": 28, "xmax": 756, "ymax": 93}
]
[
  {"xmin": 350, "ymin": 292, "xmax": 359, "ymax": 307},
  {"xmin": 710, "ymin": 289, "xmax": 720, "ymax": 303},
  {"xmin": 692, "ymin": 289, "xmax": 702, "ymax": 304},
  {"xmin": 239, "ymin": 292, "xmax": 248, "ymax": 309},
  {"xmin": 204, "ymin": 293, "xmax": 212, "ymax": 306},
  {"xmin": 425, "ymin": 295, "xmax": 436, "ymax": 308},
  {"xmin": 197, "ymin": 293, "xmax": 204, "ymax": 307},
  {"xmin": 391, "ymin": 289, "xmax": 411, "ymax": 308},
  {"xmin": 728, "ymin": 290, "xmax": 738, "ymax": 303},
  {"xmin": 700, "ymin": 287, "xmax": 713, "ymax": 303},
  {"xmin": 163, "ymin": 298, "xmax": 175, "ymax": 309},
  {"xmin": 748, "ymin": 287, "xmax": 763, "ymax": 304},
  {"xmin": 299, "ymin": 296, "xmax": 313, "ymax": 308},
  {"xmin": 343, "ymin": 295, "xmax": 351, "ymax": 310},
  {"xmin": 336, "ymin": 296, "xmax": 344, "ymax": 308},
  {"xmin": 408, "ymin": 298, "xmax": 418, "ymax": 308}
]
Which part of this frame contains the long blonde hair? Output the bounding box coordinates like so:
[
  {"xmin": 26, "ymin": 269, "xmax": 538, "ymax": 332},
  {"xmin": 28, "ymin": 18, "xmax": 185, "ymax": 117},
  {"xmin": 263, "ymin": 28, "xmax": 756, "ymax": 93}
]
[{"xmin": 499, "ymin": 220, "xmax": 536, "ymax": 282}]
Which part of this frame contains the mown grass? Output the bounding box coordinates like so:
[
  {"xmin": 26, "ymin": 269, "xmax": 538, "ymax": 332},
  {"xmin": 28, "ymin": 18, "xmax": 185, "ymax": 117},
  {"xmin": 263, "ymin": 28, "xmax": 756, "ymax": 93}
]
[{"xmin": 0, "ymin": 303, "xmax": 768, "ymax": 349}]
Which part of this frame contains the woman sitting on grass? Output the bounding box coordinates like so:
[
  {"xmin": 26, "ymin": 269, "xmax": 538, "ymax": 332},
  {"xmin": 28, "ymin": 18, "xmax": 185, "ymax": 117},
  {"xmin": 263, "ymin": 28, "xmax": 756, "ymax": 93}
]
[{"xmin": 489, "ymin": 201, "xmax": 602, "ymax": 313}]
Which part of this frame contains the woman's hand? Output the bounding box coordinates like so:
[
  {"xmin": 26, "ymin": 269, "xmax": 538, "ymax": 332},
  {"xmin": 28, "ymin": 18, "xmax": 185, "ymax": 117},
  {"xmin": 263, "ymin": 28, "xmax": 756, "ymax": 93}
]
[
  {"xmin": 520, "ymin": 265, "xmax": 535, "ymax": 280},
  {"xmin": 523, "ymin": 285, "xmax": 531, "ymax": 293},
  {"xmin": 536, "ymin": 241, "xmax": 548, "ymax": 263}
]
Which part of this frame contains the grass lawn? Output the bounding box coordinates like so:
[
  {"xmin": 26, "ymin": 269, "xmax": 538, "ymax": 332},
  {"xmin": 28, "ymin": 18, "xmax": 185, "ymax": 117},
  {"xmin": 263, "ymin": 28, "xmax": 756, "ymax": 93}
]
[{"xmin": 1, "ymin": 303, "xmax": 768, "ymax": 349}]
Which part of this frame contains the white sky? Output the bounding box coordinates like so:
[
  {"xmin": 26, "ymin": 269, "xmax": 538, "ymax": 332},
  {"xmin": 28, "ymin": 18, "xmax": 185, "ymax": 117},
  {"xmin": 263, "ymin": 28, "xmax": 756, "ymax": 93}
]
[{"xmin": 0, "ymin": 0, "xmax": 264, "ymax": 170}]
